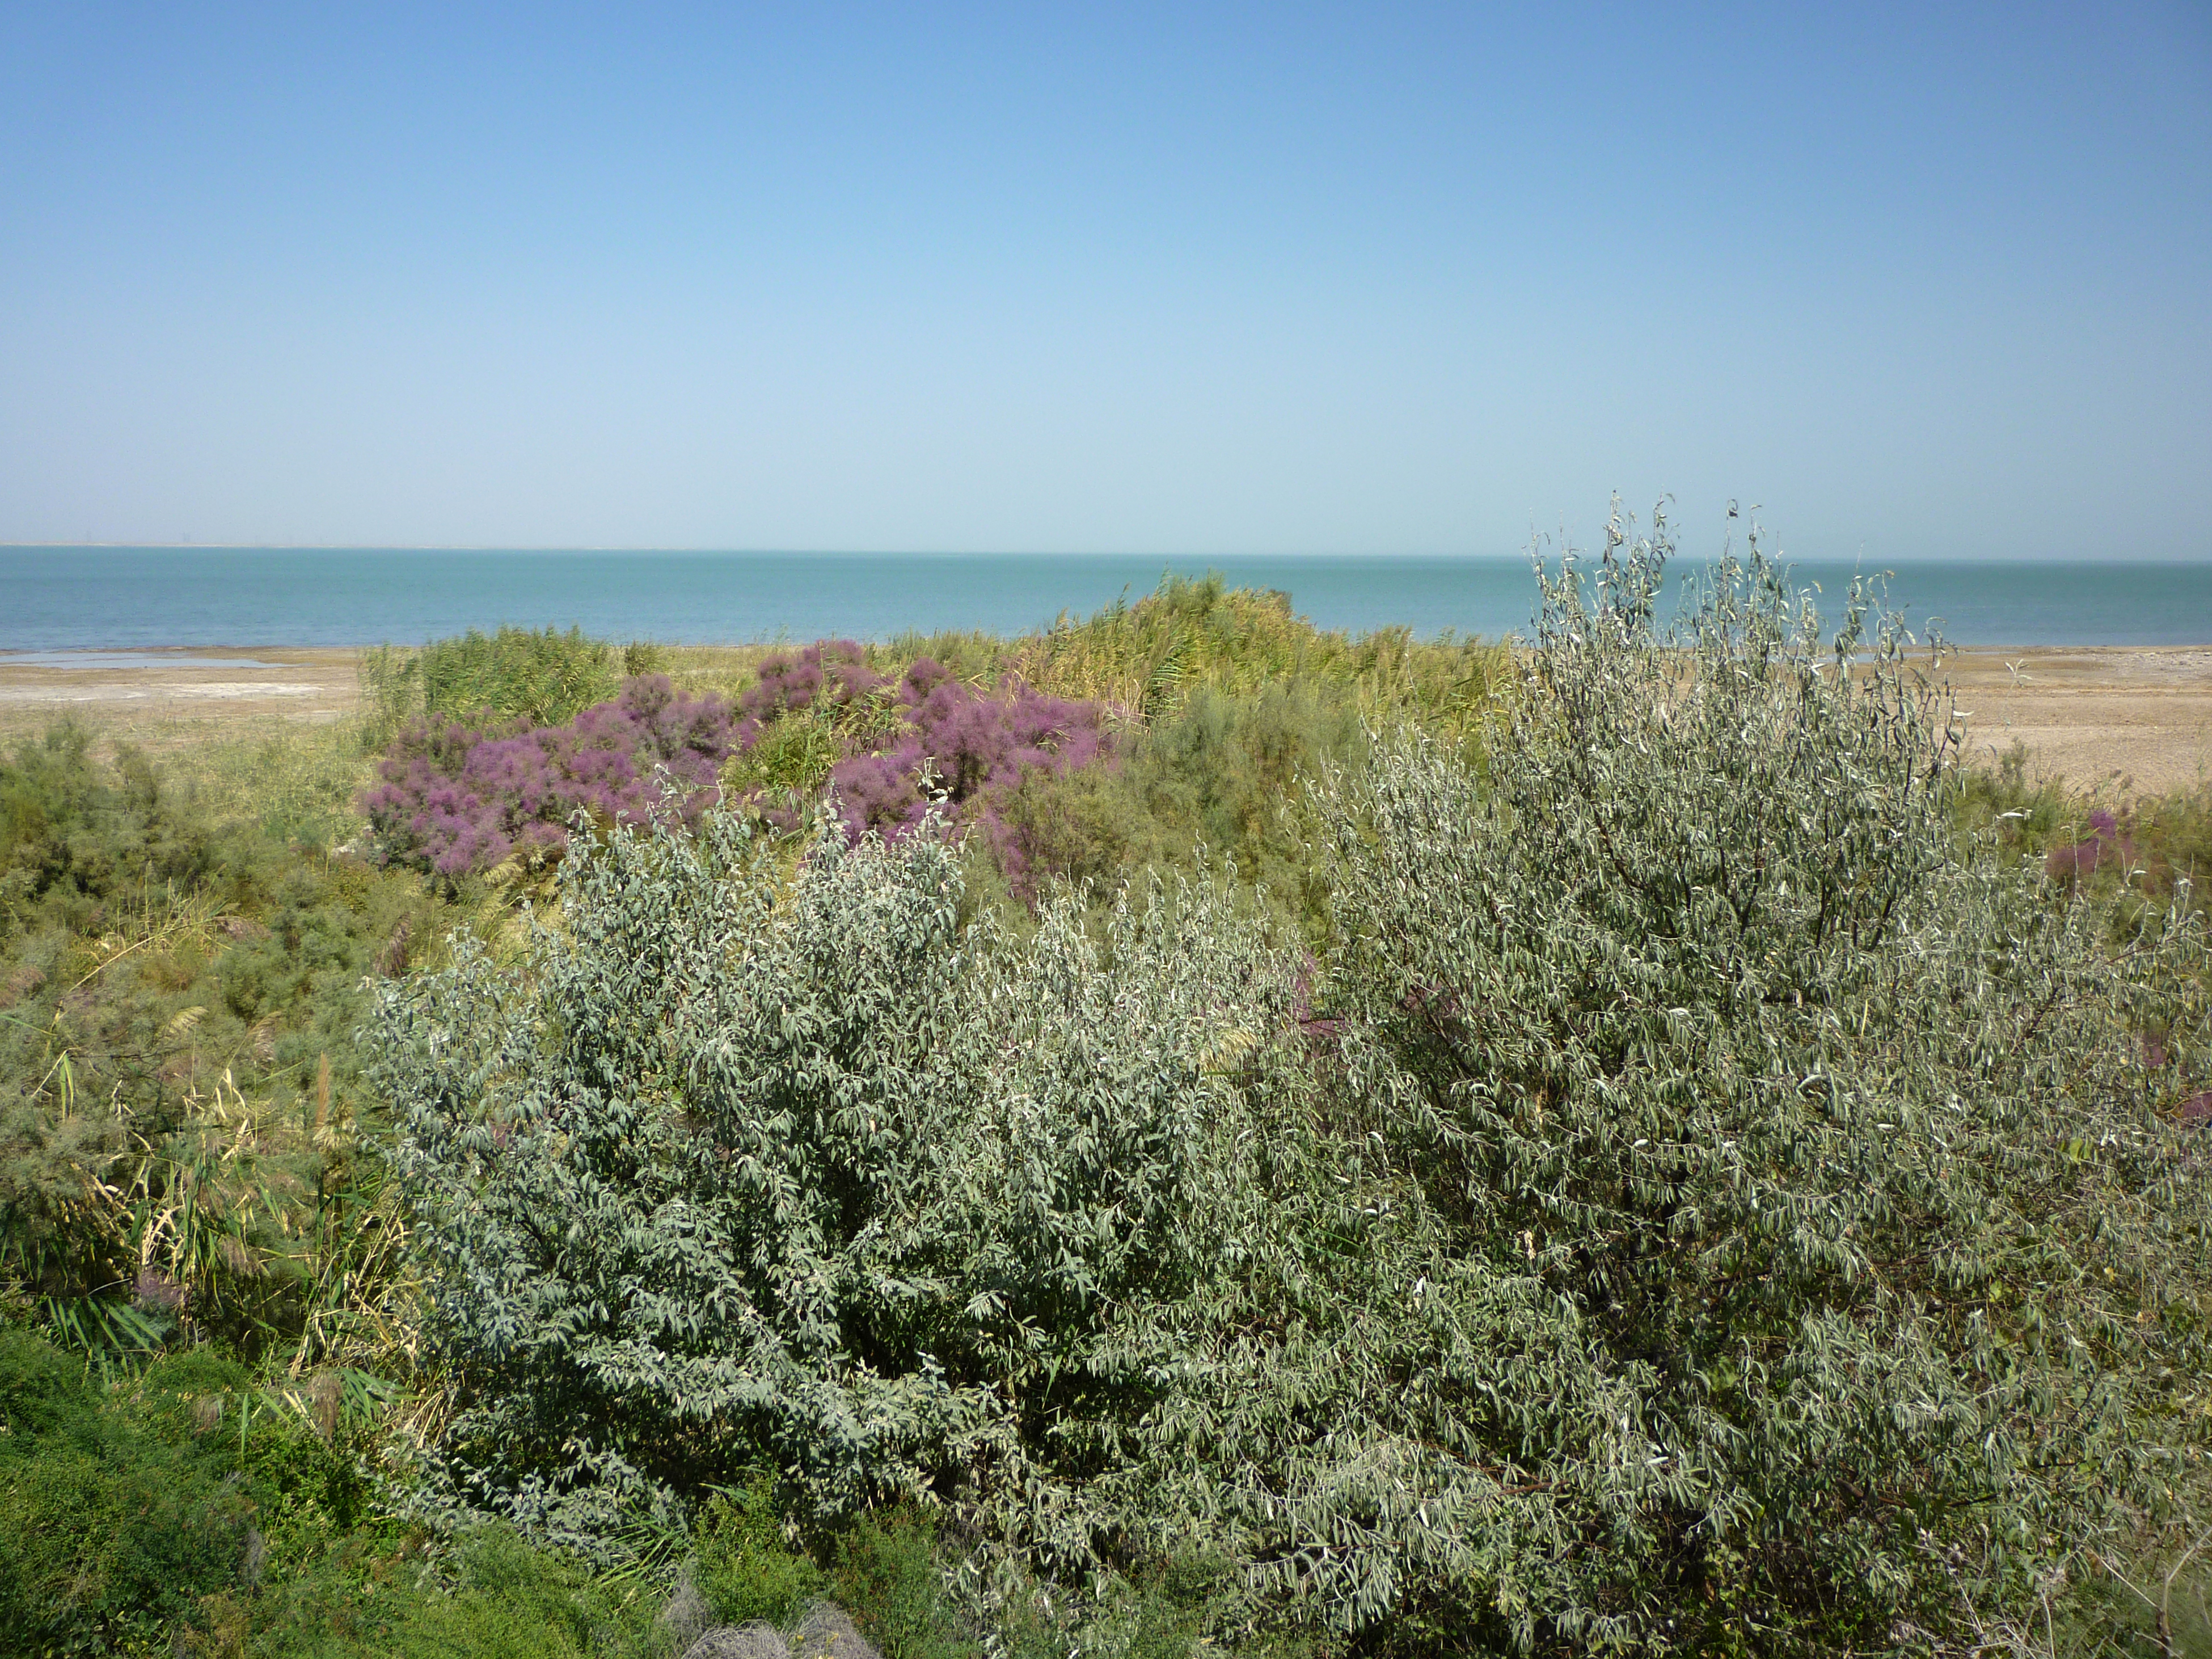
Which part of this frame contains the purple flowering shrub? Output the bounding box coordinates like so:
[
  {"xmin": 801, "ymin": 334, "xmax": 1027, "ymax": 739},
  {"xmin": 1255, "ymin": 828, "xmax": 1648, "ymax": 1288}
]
[
  {"xmin": 362, "ymin": 675, "xmax": 737, "ymax": 875},
  {"xmin": 363, "ymin": 641, "xmax": 1118, "ymax": 888},
  {"xmin": 2045, "ymin": 808, "xmax": 2138, "ymax": 884},
  {"xmin": 821, "ymin": 658, "xmax": 1113, "ymax": 896},
  {"xmin": 737, "ymin": 638, "xmax": 885, "ymax": 740}
]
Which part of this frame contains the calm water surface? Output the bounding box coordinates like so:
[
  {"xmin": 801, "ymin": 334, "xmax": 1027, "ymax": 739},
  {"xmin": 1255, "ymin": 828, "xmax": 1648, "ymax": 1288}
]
[{"xmin": 4, "ymin": 547, "xmax": 2209, "ymax": 649}]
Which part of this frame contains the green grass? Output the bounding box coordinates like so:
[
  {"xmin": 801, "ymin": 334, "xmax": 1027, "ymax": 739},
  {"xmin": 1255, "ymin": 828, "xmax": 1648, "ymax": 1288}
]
[
  {"xmin": 358, "ymin": 624, "xmax": 669, "ymax": 742},
  {"xmin": 1, "ymin": 716, "xmax": 454, "ymax": 1377}
]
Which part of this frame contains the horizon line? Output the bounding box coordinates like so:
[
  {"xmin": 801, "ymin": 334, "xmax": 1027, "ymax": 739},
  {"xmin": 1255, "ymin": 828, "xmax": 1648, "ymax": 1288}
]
[
  {"xmin": 12, "ymin": 541, "xmax": 1521, "ymax": 558},
  {"xmin": 9, "ymin": 541, "xmax": 2212, "ymax": 564}
]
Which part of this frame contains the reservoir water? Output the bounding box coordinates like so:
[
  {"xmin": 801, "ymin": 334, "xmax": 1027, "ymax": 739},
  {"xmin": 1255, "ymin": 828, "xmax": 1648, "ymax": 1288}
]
[{"xmin": 4, "ymin": 546, "xmax": 2209, "ymax": 650}]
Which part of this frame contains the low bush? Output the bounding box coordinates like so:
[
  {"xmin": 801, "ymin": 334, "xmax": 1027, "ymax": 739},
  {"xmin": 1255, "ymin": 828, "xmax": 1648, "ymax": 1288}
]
[
  {"xmin": 370, "ymin": 804, "xmax": 1305, "ymax": 1559},
  {"xmin": 689, "ymin": 1471, "xmax": 829, "ymax": 1627},
  {"xmin": 736, "ymin": 637, "xmax": 887, "ymax": 733},
  {"xmin": 360, "ymin": 624, "xmax": 624, "ymax": 737},
  {"xmin": 0, "ymin": 1318, "xmax": 682, "ymax": 1659},
  {"xmin": 361, "ymin": 674, "xmax": 736, "ymax": 876},
  {"xmin": 0, "ymin": 724, "xmax": 451, "ymax": 1366},
  {"xmin": 1007, "ymin": 572, "xmax": 1505, "ymax": 736},
  {"xmin": 818, "ymin": 658, "xmax": 1112, "ymax": 897},
  {"xmin": 219, "ymin": 1525, "xmax": 665, "ymax": 1659},
  {"xmin": 724, "ymin": 640, "xmax": 1121, "ymax": 901},
  {"xmin": 0, "ymin": 1327, "xmax": 377, "ymax": 1655},
  {"xmin": 986, "ymin": 678, "xmax": 1365, "ymax": 932}
]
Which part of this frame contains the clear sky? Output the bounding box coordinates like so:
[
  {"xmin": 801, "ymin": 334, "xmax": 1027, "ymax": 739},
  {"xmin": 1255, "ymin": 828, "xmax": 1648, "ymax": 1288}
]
[{"xmin": 2, "ymin": 2, "xmax": 2207, "ymax": 558}]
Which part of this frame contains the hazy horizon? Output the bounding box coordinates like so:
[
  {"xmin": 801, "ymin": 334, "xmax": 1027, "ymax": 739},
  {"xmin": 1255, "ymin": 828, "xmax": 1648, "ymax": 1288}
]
[
  {"xmin": 13, "ymin": 541, "xmax": 2212, "ymax": 564},
  {"xmin": 4, "ymin": 4, "xmax": 2207, "ymax": 561}
]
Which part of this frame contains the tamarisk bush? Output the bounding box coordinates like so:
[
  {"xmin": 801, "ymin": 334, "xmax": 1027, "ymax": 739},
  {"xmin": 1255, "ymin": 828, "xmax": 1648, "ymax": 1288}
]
[
  {"xmin": 361, "ymin": 674, "xmax": 735, "ymax": 875},
  {"xmin": 728, "ymin": 644, "xmax": 1117, "ymax": 896},
  {"xmin": 828, "ymin": 658, "xmax": 1112, "ymax": 893},
  {"xmin": 735, "ymin": 638, "xmax": 885, "ymax": 735}
]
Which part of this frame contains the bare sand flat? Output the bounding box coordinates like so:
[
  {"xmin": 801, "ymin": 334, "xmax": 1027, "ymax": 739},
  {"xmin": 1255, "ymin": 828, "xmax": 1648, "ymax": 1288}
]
[
  {"xmin": 2, "ymin": 641, "xmax": 2209, "ymax": 795},
  {"xmin": 1943, "ymin": 647, "xmax": 2212, "ymax": 795},
  {"xmin": 0, "ymin": 647, "xmax": 361, "ymax": 750}
]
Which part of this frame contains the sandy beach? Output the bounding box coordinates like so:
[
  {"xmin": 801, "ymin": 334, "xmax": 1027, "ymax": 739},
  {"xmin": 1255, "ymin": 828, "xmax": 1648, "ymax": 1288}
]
[
  {"xmin": 1940, "ymin": 645, "xmax": 2212, "ymax": 795},
  {"xmin": 0, "ymin": 647, "xmax": 362, "ymax": 747},
  {"xmin": 2, "ymin": 641, "xmax": 2209, "ymax": 795}
]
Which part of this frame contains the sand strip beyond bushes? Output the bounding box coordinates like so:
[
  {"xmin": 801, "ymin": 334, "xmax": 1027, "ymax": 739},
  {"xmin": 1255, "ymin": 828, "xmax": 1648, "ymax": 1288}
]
[
  {"xmin": 1, "ymin": 642, "xmax": 2208, "ymax": 795},
  {"xmin": 1943, "ymin": 647, "xmax": 2212, "ymax": 796},
  {"xmin": 0, "ymin": 648, "xmax": 361, "ymax": 746}
]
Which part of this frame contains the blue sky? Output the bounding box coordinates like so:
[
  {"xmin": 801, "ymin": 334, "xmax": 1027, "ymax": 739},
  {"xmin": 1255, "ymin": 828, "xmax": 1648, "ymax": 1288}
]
[{"xmin": 2, "ymin": 3, "xmax": 2206, "ymax": 558}]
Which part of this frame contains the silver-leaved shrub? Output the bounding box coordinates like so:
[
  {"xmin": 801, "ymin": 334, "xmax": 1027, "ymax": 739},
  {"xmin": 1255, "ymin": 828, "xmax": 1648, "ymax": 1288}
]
[
  {"xmin": 1311, "ymin": 512, "xmax": 2212, "ymax": 1648},
  {"xmin": 368, "ymin": 797, "xmax": 1324, "ymax": 1572}
]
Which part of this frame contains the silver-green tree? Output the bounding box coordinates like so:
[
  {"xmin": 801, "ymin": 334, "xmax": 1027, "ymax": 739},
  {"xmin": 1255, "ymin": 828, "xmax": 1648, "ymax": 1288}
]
[{"xmin": 1315, "ymin": 509, "xmax": 2212, "ymax": 1647}]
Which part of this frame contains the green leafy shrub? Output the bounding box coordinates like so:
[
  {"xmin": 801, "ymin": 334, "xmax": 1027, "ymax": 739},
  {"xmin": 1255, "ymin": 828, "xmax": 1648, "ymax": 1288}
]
[
  {"xmin": 2, "ymin": 1440, "xmax": 254, "ymax": 1652},
  {"xmin": 967, "ymin": 576, "xmax": 1497, "ymax": 932},
  {"xmin": 1, "ymin": 725, "xmax": 100, "ymax": 922},
  {"xmin": 0, "ymin": 1332, "xmax": 260, "ymax": 1654},
  {"xmin": 420, "ymin": 626, "xmax": 620, "ymax": 727},
  {"xmin": 1008, "ymin": 573, "xmax": 1505, "ymax": 738},
  {"xmin": 0, "ymin": 1322, "xmax": 95, "ymax": 1437},
  {"xmin": 689, "ymin": 1474, "xmax": 829, "ymax": 1627},
  {"xmin": 829, "ymin": 1510, "xmax": 973, "ymax": 1659},
  {"xmin": 370, "ymin": 803, "xmax": 1306, "ymax": 1565},
  {"xmin": 986, "ymin": 678, "xmax": 1365, "ymax": 934},
  {"xmin": 196, "ymin": 1523, "xmax": 667, "ymax": 1659},
  {"xmin": 0, "ymin": 1323, "xmax": 575, "ymax": 1659}
]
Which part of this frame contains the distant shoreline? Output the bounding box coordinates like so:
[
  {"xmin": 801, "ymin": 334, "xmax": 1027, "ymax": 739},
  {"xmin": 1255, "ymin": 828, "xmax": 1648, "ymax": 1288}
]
[{"xmin": 3, "ymin": 643, "xmax": 2208, "ymax": 795}]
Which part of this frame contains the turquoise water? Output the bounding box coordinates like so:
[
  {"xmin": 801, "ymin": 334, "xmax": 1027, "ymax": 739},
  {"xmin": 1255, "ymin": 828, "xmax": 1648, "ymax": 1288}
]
[{"xmin": 3, "ymin": 547, "xmax": 2209, "ymax": 649}]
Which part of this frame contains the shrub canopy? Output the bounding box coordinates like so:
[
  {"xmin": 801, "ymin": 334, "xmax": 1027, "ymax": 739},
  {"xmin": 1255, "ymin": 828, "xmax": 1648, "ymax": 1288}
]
[
  {"xmin": 1314, "ymin": 517, "xmax": 2212, "ymax": 1645},
  {"xmin": 372, "ymin": 808, "xmax": 1310, "ymax": 1568},
  {"xmin": 370, "ymin": 520, "xmax": 2212, "ymax": 1653}
]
